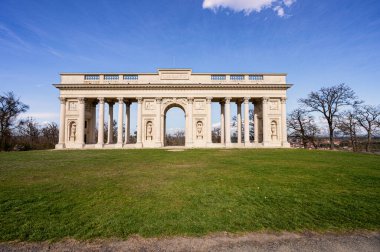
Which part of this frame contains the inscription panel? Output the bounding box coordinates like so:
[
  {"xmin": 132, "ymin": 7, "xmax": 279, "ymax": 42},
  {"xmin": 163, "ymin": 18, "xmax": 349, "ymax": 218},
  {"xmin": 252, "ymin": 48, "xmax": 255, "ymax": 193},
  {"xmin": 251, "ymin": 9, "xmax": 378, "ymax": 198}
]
[{"xmin": 160, "ymin": 73, "xmax": 189, "ymax": 80}]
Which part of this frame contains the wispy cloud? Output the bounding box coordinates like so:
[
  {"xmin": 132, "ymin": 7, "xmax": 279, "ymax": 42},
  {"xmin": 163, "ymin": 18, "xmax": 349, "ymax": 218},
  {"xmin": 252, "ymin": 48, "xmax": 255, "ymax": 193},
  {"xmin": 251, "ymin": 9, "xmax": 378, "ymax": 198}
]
[
  {"xmin": 202, "ymin": 0, "xmax": 296, "ymax": 17},
  {"xmin": 0, "ymin": 22, "xmax": 33, "ymax": 52}
]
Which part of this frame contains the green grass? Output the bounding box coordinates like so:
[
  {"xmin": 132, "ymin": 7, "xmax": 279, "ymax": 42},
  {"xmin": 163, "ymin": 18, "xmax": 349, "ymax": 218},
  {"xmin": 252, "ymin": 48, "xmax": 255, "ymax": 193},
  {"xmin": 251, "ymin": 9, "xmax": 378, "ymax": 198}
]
[{"xmin": 0, "ymin": 149, "xmax": 379, "ymax": 241}]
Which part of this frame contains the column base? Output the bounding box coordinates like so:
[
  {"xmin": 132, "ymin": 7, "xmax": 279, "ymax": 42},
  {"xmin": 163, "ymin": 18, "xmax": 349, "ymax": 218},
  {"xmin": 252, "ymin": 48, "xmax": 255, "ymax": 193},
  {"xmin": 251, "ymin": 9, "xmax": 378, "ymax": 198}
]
[
  {"xmin": 55, "ymin": 143, "xmax": 65, "ymax": 149},
  {"xmin": 135, "ymin": 142, "xmax": 143, "ymax": 148},
  {"xmin": 225, "ymin": 142, "xmax": 232, "ymax": 148},
  {"xmin": 244, "ymin": 142, "xmax": 251, "ymax": 147},
  {"xmin": 95, "ymin": 143, "xmax": 104, "ymax": 149},
  {"xmin": 282, "ymin": 142, "xmax": 291, "ymax": 148},
  {"xmin": 155, "ymin": 142, "xmax": 163, "ymax": 148},
  {"xmin": 115, "ymin": 143, "xmax": 124, "ymax": 148}
]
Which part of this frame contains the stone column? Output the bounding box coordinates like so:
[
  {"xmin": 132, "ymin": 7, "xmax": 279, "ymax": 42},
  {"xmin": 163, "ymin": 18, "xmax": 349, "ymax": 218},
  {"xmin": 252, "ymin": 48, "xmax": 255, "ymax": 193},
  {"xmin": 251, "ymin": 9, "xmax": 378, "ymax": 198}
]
[
  {"xmin": 262, "ymin": 97, "xmax": 269, "ymax": 145},
  {"xmin": 186, "ymin": 97, "xmax": 193, "ymax": 146},
  {"xmin": 225, "ymin": 97, "xmax": 231, "ymax": 146},
  {"xmin": 91, "ymin": 102, "xmax": 97, "ymax": 144},
  {"xmin": 161, "ymin": 113, "xmax": 164, "ymax": 144},
  {"xmin": 107, "ymin": 101, "xmax": 114, "ymax": 144},
  {"xmin": 77, "ymin": 97, "xmax": 85, "ymax": 147},
  {"xmin": 136, "ymin": 97, "xmax": 143, "ymax": 147},
  {"xmin": 156, "ymin": 98, "xmax": 162, "ymax": 147},
  {"xmin": 220, "ymin": 102, "xmax": 225, "ymax": 144},
  {"xmin": 116, "ymin": 98, "xmax": 124, "ymax": 147},
  {"xmin": 56, "ymin": 97, "xmax": 66, "ymax": 149},
  {"xmin": 206, "ymin": 97, "xmax": 213, "ymax": 145},
  {"xmin": 96, "ymin": 98, "xmax": 105, "ymax": 148},
  {"xmin": 237, "ymin": 100, "xmax": 242, "ymax": 144},
  {"xmin": 124, "ymin": 101, "xmax": 130, "ymax": 144},
  {"xmin": 244, "ymin": 97, "xmax": 250, "ymax": 146},
  {"xmin": 281, "ymin": 97, "xmax": 289, "ymax": 147},
  {"xmin": 254, "ymin": 102, "xmax": 259, "ymax": 144}
]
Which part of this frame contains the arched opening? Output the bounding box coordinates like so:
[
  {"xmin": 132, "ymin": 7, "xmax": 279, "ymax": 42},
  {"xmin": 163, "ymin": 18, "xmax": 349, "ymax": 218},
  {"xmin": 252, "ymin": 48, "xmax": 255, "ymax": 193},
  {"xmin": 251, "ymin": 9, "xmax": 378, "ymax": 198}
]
[{"xmin": 164, "ymin": 105, "xmax": 186, "ymax": 146}]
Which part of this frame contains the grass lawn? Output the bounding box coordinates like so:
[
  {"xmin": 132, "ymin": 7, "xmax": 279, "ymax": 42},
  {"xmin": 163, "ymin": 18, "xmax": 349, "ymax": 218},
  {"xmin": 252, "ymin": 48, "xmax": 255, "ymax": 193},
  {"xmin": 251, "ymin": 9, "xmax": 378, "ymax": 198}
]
[{"xmin": 0, "ymin": 148, "xmax": 379, "ymax": 241}]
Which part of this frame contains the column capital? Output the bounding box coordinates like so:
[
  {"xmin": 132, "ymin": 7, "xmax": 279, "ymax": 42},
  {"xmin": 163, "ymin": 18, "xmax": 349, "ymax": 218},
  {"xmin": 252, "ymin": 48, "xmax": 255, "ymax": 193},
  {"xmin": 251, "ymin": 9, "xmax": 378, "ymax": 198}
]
[
  {"xmin": 244, "ymin": 97, "xmax": 250, "ymax": 104},
  {"xmin": 206, "ymin": 97, "xmax": 213, "ymax": 103},
  {"xmin": 98, "ymin": 97, "xmax": 105, "ymax": 104},
  {"xmin": 137, "ymin": 97, "xmax": 143, "ymax": 103},
  {"xmin": 78, "ymin": 97, "xmax": 85, "ymax": 104},
  {"xmin": 156, "ymin": 97, "xmax": 162, "ymax": 103},
  {"xmin": 225, "ymin": 97, "xmax": 231, "ymax": 103},
  {"xmin": 187, "ymin": 97, "xmax": 194, "ymax": 104},
  {"xmin": 281, "ymin": 97, "xmax": 287, "ymax": 104},
  {"xmin": 59, "ymin": 97, "xmax": 66, "ymax": 104},
  {"xmin": 263, "ymin": 97, "xmax": 269, "ymax": 103},
  {"xmin": 117, "ymin": 97, "xmax": 124, "ymax": 103}
]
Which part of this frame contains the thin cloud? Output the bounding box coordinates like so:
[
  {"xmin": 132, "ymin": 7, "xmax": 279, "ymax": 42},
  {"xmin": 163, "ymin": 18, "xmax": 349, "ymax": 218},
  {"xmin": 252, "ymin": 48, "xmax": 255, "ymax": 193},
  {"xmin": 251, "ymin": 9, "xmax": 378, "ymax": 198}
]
[{"xmin": 202, "ymin": 0, "xmax": 296, "ymax": 17}]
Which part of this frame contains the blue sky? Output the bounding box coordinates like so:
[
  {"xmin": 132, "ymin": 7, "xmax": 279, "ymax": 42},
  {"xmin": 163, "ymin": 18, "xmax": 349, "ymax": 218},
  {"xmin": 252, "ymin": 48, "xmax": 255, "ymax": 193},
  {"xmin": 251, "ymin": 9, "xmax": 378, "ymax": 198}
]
[{"xmin": 1, "ymin": 0, "xmax": 379, "ymax": 131}]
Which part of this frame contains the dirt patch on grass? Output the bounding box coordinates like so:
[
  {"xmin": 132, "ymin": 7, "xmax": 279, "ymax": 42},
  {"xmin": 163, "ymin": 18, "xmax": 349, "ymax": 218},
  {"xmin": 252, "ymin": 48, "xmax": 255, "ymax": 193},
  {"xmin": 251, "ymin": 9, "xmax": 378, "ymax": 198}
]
[{"xmin": 1, "ymin": 232, "xmax": 379, "ymax": 252}]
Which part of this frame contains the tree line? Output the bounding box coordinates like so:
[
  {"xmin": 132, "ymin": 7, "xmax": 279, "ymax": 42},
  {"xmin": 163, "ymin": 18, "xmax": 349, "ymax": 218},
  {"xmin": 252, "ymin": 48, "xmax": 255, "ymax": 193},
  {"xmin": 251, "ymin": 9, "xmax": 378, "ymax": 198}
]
[
  {"xmin": 0, "ymin": 92, "xmax": 59, "ymax": 151},
  {"xmin": 288, "ymin": 83, "xmax": 380, "ymax": 152}
]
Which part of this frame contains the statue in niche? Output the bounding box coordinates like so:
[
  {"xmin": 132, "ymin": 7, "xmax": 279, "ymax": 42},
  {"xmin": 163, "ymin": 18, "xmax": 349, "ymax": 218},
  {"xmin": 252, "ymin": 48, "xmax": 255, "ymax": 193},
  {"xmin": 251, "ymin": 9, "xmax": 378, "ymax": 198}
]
[
  {"xmin": 69, "ymin": 122, "xmax": 77, "ymax": 142},
  {"xmin": 146, "ymin": 121, "xmax": 153, "ymax": 140},
  {"xmin": 271, "ymin": 120, "xmax": 278, "ymax": 141},
  {"xmin": 196, "ymin": 121, "xmax": 203, "ymax": 139}
]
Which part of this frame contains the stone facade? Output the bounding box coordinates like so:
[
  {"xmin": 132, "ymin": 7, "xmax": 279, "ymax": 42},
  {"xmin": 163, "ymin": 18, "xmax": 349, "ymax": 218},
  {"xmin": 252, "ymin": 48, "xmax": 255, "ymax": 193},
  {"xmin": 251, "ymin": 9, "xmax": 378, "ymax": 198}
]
[{"xmin": 54, "ymin": 69, "xmax": 292, "ymax": 149}]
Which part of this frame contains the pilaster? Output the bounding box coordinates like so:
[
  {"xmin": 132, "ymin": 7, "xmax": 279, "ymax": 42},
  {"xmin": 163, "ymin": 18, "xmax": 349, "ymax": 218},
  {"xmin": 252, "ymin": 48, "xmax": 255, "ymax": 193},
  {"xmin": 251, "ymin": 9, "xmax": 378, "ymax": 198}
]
[
  {"xmin": 155, "ymin": 97, "xmax": 163, "ymax": 147},
  {"xmin": 186, "ymin": 97, "xmax": 193, "ymax": 147},
  {"xmin": 77, "ymin": 97, "xmax": 85, "ymax": 148},
  {"xmin": 206, "ymin": 97, "xmax": 213, "ymax": 145},
  {"xmin": 136, "ymin": 97, "xmax": 143, "ymax": 148},
  {"xmin": 281, "ymin": 97, "xmax": 290, "ymax": 147},
  {"xmin": 262, "ymin": 97, "xmax": 269, "ymax": 146},
  {"xmin": 56, "ymin": 97, "xmax": 66, "ymax": 149}
]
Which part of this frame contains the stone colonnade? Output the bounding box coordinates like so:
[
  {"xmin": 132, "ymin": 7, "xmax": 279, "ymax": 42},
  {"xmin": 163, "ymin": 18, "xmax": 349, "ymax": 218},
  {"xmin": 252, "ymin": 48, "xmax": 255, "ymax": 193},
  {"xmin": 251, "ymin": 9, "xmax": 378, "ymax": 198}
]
[{"xmin": 56, "ymin": 96, "xmax": 289, "ymax": 149}]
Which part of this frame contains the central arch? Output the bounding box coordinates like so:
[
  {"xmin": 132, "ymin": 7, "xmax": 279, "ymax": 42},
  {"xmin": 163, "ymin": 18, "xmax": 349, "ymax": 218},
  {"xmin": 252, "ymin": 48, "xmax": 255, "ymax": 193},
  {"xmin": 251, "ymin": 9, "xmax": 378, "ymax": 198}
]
[{"xmin": 163, "ymin": 103, "xmax": 186, "ymax": 147}]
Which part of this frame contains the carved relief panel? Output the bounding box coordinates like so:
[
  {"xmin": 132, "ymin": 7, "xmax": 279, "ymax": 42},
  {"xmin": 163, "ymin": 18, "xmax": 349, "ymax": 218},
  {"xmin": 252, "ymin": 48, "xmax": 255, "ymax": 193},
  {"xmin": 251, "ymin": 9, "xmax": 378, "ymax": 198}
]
[
  {"xmin": 144, "ymin": 99, "xmax": 156, "ymax": 111},
  {"xmin": 68, "ymin": 101, "xmax": 77, "ymax": 111},
  {"xmin": 269, "ymin": 99, "xmax": 280, "ymax": 112},
  {"xmin": 194, "ymin": 99, "xmax": 206, "ymax": 111}
]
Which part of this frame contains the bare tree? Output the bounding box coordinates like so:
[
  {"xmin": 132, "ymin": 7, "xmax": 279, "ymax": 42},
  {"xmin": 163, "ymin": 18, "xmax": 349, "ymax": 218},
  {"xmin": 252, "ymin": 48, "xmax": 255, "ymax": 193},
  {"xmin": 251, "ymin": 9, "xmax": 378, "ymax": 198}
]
[
  {"xmin": 15, "ymin": 117, "xmax": 40, "ymax": 150},
  {"xmin": 287, "ymin": 108, "xmax": 319, "ymax": 148},
  {"xmin": 0, "ymin": 92, "xmax": 29, "ymax": 151},
  {"xmin": 232, "ymin": 109, "xmax": 254, "ymax": 142},
  {"xmin": 41, "ymin": 122, "xmax": 59, "ymax": 148},
  {"xmin": 299, "ymin": 83, "xmax": 361, "ymax": 149},
  {"xmin": 212, "ymin": 126, "xmax": 221, "ymax": 143},
  {"xmin": 355, "ymin": 105, "xmax": 380, "ymax": 152},
  {"xmin": 337, "ymin": 110, "xmax": 360, "ymax": 152}
]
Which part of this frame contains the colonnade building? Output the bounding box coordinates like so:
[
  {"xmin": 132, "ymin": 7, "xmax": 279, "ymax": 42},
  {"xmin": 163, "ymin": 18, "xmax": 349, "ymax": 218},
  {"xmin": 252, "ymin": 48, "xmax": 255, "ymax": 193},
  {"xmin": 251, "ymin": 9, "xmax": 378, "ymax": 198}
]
[{"xmin": 54, "ymin": 69, "xmax": 292, "ymax": 149}]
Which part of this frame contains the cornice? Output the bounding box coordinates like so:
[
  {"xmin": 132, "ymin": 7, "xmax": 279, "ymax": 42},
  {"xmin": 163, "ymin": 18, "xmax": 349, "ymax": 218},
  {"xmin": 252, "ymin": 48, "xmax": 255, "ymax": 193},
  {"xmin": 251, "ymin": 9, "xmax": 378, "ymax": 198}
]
[{"xmin": 53, "ymin": 83, "xmax": 293, "ymax": 90}]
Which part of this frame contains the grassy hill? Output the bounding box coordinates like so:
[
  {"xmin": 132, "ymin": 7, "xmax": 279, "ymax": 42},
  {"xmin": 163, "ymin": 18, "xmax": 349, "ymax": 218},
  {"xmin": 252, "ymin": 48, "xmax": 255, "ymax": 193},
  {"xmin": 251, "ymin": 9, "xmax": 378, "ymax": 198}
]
[{"xmin": 0, "ymin": 149, "xmax": 379, "ymax": 241}]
